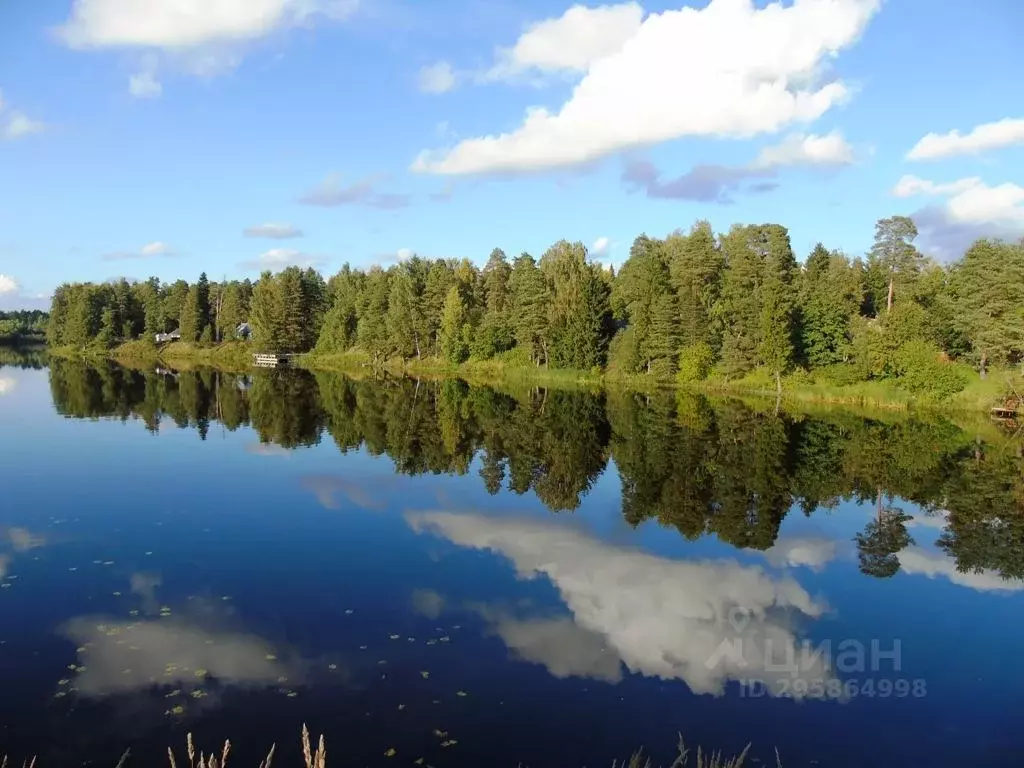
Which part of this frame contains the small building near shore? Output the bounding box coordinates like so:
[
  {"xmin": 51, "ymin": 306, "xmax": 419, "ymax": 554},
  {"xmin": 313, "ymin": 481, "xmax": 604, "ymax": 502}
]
[{"xmin": 155, "ymin": 328, "xmax": 182, "ymax": 343}]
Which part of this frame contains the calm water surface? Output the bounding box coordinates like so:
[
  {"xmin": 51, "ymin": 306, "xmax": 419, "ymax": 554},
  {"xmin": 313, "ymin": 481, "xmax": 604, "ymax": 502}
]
[{"xmin": 1, "ymin": 353, "xmax": 1023, "ymax": 767}]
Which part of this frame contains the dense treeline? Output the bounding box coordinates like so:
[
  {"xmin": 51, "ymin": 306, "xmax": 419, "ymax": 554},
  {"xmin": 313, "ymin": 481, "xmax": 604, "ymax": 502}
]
[
  {"xmin": 45, "ymin": 219, "xmax": 1024, "ymax": 396},
  {"xmin": 0, "ymin": 310, "xmax": 48, "ymax": 342},
  {"xmin": 46, "ymin": 274, "xmax": 259, "ymax": 347},
  {"xmin": 43, "ymin": 357, "xmax": 1024, "ymax": 582}
]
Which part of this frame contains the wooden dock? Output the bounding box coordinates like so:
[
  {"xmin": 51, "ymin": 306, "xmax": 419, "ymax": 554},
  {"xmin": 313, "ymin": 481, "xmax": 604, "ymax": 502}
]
[{"xmin": 253, "ymin": 353, "xmax": 294, "ymax": 368}]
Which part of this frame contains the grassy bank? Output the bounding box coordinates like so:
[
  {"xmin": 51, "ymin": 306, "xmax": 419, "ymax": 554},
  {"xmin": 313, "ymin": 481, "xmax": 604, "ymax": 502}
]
[{"xmin": 45, "ymin": 342, "xmax": 1022, "ymax": 416}]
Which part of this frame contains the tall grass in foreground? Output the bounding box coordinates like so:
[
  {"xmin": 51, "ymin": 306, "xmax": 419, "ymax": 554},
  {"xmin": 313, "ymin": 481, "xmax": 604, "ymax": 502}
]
[{"xmin": 4, "ymin": 728, "xmax": 771, "ymax": 768}]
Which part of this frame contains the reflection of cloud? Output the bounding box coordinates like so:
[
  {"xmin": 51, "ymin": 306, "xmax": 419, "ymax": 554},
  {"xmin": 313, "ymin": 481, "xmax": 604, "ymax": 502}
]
[
  {"xmin": 899, "ymin": 547, "xmax": 1024, "ymax": 593},
  {"xmin": 130, "ymin": 572, "xmax": 162, "ymax": 614},
  {"xmin": 410, "ymin": 589, "xmax": 445, "ymax": 620},
  {"xmin": 7, "ymin": 527, "xmax": 45, "ymax": 552},
  {"xmin": 0, "ymin": 375, "xmax": 15, "ymax": 395},
  {"xmin": 246, "ymin": 442, "xmax": 292, "ymax": 457},
  {"xmin": 763, "ymin": 536, "xmax": 837, "ymax": 571},
  {"xmin": 905, "ymin": 511, "xmax": 949, "ymax": 531},
  {"xmin": 0, "ymin": 555, "xmax": 9, "ymax": 579},
  {"xmin": 61, "ymin": 616, "xmax": 299, "ymax": 697},
  {"xmin": 300, "ymin": 475, "xmax": 384, "ymax": 511},
  {"xmin": 473, "ymin": 604, "xmax": 623, "ymax": 683},
  {"xmin": 407, "ymin": 512, "xmax": 833, "ymax": 697}
]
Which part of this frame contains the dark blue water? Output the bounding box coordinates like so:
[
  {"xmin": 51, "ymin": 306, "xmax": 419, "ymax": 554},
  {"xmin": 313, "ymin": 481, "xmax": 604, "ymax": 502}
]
[{"xmin": 1, "ymin": 356, "xmax": 1023, "ymax": 767}]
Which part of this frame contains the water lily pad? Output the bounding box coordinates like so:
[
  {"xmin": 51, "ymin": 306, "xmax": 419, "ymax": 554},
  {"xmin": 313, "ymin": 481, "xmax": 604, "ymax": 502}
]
[
  {"xmin": 397, "ymin": 704, "xmax": 406, "ymax": 710},
  {"xmin": 328, "ymin": 663, "xmax": 338, "ymax": 670},
  {"xmin": 456, "ymin": 691, "xmax": 468, "ymax": 697},
  {"xmin": 389, "ymin": 634, "xmax": 400, "ymax": 640},
  {"xmin": 265, "ymin": 654, "xmax": 277, "ymax": 661},
  {"xmin": 420, "ymin": 671, "xmax": 430, "ymax": 679},
  {"xmin": 384, "ymin": 748, "xmax": 396, "ymax": 758}
]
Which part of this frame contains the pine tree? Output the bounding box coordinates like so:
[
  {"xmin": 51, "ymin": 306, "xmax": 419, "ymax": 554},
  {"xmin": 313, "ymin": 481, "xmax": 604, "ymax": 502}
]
[
  {"xmin": 755, "ymin": 224, "xmax": 797, "ymax": 392},
  {"xmin": 250, "ymin": 272, "xmax": 283, "ymax": 351},
  {"xmin": 179, "ymin": 285, "xmax": 203, "ymax": 342},
  {"xmin": 509, "ymin": 253, "xmax": 550, "ymax": 365},
  {"xmin": 869, "ymin": 216, "xmax": 923, "ymax": 313},
  {"xmin": 423, "ymin": 260, "xmax": 455, "ymax": 356},
  {"xmin": 665, "ymin": 220, "xmax": 723, "ymax": 349},
  {"xmin": 357, "ymin": 267, "xmax": 390, "ymax": 364},
  {"xmin": 952, "ymin": 239, "xmax": 1024, "ymax": 377},
  {"xmin": 387, "ymin": 267, "xmax": 419, "ymax": 359}
]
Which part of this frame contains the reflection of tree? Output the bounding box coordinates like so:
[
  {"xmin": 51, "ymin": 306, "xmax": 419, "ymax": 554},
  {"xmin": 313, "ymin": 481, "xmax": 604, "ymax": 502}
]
[
  {"xmin": 42, "ymin": 359, "xmax": 1024, "ymax": 584},
  {"xmin": 938, "ymin": 444, "xmax": 1024, "ymax": 581},
  {"xmin": 854, "ymin": 497, "xmax": 914, "ymax": 578},
  {"xmin": 0, "ymin": 345, "xmax": 47, "ymax": 369}
]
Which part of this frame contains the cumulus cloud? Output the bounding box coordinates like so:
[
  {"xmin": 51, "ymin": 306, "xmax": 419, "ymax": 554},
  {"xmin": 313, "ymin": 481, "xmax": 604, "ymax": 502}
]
[
  {"xmin": 417, "ymin": 61, "xmax": 457, "ymax": 94},
  {"xmin": 899, "ymin": 547, "xmax": 1024, "ymax": 593},
  {"xmin": 484, "ymin": 2, "xmax": 645, "ymax": 83},
  {"xmin": 60, "ymin": 614, "xmax": 301, "ymax": 697},
  {"xmin": 907, "ymin": 117, "xmax": 1024, "ymax": 161},
  {"xmin": 298, "ymin": 173, "xmax": 411, "ymax": 209},
  {"xmin": 751, "ymin": 131, "xmax": 855, "ymax": 169},
  {"xmin": 623, "ymin": 131, "xmax": 854, "ymax": 203},
  {"xmin": 244, "ymin": 223, "xmax": 303, "ymax": 239},
  {"xmin": 590, "ymin": 236, "xmax": 610, "ymax": 257},
  {"xmin": 102, "ymin": 241, "xmax": 176, "ymax": 261},
  {"xmin": 239, "ymin": 248, "xmax": 321, "ymax": 271},
  {"xmin": 412, "ymin": 0, "xmax": 878, "ymax": 175},
  {"xmin": 762, "ymin": 536, "xmax": 838, "ymax": 571},
  {"xmin": 892, "ymin": 174, "xmax": 1024, "ymax": 260},
  {"xmin": 55, "ymin": 0, "xmax": 360, "ymax": 89},
  {"xmin": 407, "ymin": 511, "xmax": 835, "ymax": 697},
  {"xmin": 56, "ymin": 0, "xmax": 359, "ymax": 49}
]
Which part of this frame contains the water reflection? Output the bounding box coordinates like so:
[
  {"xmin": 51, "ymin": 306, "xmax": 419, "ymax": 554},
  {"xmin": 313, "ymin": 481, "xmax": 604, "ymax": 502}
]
[
  {"xmin": 41, "ymin": 358, "xmax": 1024, "ymax": 587},
  {"xmin": 407, "ymin": 511, "xmax": 833, "ymax": 698}
]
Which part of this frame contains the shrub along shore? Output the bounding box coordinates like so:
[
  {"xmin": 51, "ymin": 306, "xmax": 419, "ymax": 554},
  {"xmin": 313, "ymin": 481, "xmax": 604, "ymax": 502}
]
[{"xmin": 46, "ymin": 338, "xmax": 1023, "ymax": 415}]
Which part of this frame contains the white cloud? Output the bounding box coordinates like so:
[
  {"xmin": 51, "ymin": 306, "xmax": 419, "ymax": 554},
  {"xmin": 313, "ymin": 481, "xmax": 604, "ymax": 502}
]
[
  {"xmin": 899, "ymin": 547, "xmax": 1024, "ymax": 593},
  {"xmin": 907, "ymin": 117, "xmax": 1024, "ymax": 161},
  {"xmin": 893, "ymin": 175, "xmax": 1024, "ymax": 227},
  {"xmin": 298, "ymin": 173, "xmax": 410, "ymax": 209},
  {"xmin": 752, "ymin": 131, "xmax": 855, "ymax": 169},
  {"xmin": 412, "ymin": 0, "xmax": 879, "ymax": 175},
  {"xmin": 102, "ymin": 241, "xmax": 176, "ymax": 261},
  {"xmin": 0, "ymin": 274, "xmax": 18, "ymax": 294},
  {"xmin": 244, "ymin": 223, "xmax": 303, "ymax": 239},
  {"xmin": 762, "ymin": 536, "xmax": 837, "ymax": 571},
  {"xmin": 141, "ymin": 241, "xmax": 173, "ymax": 256},
  {"xmin": 56, "ymin": 0, "xmax": 359, "ymax": 49},
  {"xmin": 590, "ymin": 236, "xmax": 610, "ymax": 257},
  {"xmin": 0, "ymin": 376, "xmax": 15, "ymax": 396},
  {"xmin": 128, "ymin": 69, "xmax": 162, "ymax": 98},
  {"xmin": 56, "ymin": 0, "xmax": 359, "ymax": 89},
  {"xmin": 4, "ymin": 112, "xmax": 46, "ymax": 139},
  {"xmin": 241, "ymin": 247, "xmax": 321, "ymax": 270},
  {"xmin": 485, "ymin": 2, "xmax": 645, "ymax": 82},
  {"xmin": 407, "ymin": 511, "xmax": 836, "ymax": 697},
  {"xmin": 417, "ymin": 61, "xmax": 457, "ymax": 94},
  {"xmin": 0, "ymin": 91, "xmax": 46, "ymax": 140}
]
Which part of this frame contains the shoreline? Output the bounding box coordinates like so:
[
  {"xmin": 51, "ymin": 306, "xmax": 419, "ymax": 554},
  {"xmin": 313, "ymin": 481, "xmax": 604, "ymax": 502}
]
[{"xmin": 40, "ymin": 341, "xmax": 1021, "ymax": 418}]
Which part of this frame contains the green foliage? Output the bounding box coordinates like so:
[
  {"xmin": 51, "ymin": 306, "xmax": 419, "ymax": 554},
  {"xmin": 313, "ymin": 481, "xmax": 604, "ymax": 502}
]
[
  {"xmin": 677, "ymin": 341, "xmax": 715, "ymax": 383},
  {"xmin": 439, "ymin": 285, "xmax": 469, "ymax": 364},
  {"xmin": 43, "ymin": 219, "xmax": 1019, "ymax": 404},
  {"xmin": 891, "ymin": 339, "xmax": 967, "ymax": 399}
]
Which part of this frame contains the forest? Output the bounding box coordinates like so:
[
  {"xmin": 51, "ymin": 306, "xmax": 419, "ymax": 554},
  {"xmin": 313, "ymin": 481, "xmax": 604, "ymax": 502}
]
[
  {"xmin": 44, "ymin": 357, "xmax": 1024, "ymax": 583},
  {"xmin": 43, "ymin": 217, "xmax": 1024, "ymax": 399},
  {"xmin": 0, "ymin": 310, "xmax": 48, "ymax": 342}
]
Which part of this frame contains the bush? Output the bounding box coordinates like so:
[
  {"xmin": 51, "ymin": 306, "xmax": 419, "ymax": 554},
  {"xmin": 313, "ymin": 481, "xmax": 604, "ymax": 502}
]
[
  {"xmin": 607, "ymin": 327, "xmax": 639, "ymax": 376},
  {"xmin": 813, "ymin": 363, "xmax": 868, "ymax": 386},
  {"xmin": 677, "ymin": 341, "xmax": 715, "ymax": 383},
  {"xmin": 892, "ymin": 339, "xmax": 967, "ymax": 399}
]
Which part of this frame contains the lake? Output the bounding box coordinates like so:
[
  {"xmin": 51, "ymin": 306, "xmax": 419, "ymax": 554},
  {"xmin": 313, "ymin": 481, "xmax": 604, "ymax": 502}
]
[{"xmin": 1, "ymin": 352, "xmax": 1023, "ymax": 767}]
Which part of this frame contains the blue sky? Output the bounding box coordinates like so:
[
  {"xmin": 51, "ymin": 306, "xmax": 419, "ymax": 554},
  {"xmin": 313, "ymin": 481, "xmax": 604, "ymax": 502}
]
[{"xmin": 1, "ymin": 0, "xmax": 1022, "ymax": 309}]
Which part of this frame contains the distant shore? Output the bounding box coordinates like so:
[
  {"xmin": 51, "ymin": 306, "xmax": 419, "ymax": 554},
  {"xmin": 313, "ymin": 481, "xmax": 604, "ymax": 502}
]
[{"xmin": 39, "ymin": 339, "xmax": 1023, "ymax": 418}]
